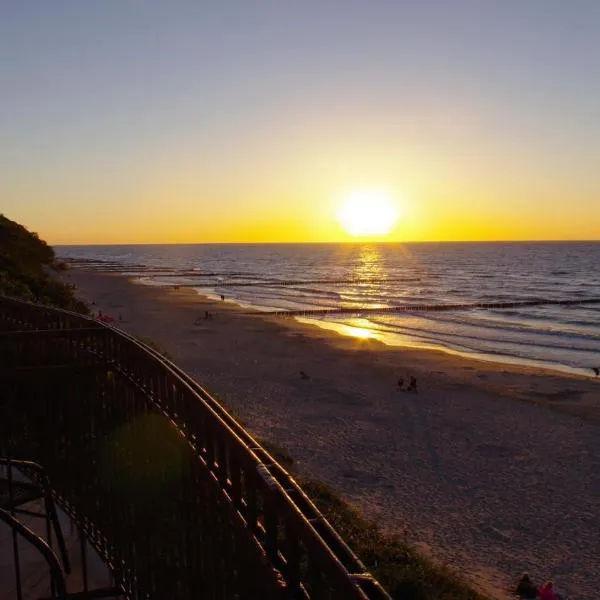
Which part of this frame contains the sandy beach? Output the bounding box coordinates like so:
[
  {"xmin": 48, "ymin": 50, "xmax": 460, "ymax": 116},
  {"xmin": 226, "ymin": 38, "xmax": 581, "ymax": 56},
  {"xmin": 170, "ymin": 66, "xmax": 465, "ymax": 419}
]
[{"xmin": 68, "ymin": 268, "xmax": 600, "ymax": 600}]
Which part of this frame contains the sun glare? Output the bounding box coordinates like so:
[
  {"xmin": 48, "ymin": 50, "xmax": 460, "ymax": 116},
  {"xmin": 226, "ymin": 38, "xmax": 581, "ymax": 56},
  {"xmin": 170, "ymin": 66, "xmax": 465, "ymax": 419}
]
[{"xmin": 336, "ymin": 190, "xmax": 399, "ymax": 237}]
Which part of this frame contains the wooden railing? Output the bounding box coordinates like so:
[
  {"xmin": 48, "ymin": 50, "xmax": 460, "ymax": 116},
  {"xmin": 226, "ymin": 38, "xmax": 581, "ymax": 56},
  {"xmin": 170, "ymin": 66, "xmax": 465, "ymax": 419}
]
[{"xmin": 0, "ymin": 296, "xmax": 390, "ymax": 600}]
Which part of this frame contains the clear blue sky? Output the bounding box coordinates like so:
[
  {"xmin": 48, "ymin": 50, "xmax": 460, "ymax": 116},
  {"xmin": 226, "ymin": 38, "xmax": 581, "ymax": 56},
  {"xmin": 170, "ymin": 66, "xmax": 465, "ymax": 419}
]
[{"xmin": 1, "ymin": 1, "xmax": 599, "ymax": 243}]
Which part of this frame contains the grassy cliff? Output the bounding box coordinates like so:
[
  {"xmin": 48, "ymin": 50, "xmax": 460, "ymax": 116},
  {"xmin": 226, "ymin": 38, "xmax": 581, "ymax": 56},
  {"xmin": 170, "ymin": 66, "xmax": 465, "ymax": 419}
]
[{"xmin": 0, "ymin": 214, "xmax": 88, "ymax": 313}]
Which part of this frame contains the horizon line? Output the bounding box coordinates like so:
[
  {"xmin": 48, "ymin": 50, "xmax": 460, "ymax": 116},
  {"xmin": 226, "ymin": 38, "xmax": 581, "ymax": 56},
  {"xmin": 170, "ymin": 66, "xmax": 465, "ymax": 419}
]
[{"xmin": 53, "ymin": 239, "xmax": 600, "ymax": 247}]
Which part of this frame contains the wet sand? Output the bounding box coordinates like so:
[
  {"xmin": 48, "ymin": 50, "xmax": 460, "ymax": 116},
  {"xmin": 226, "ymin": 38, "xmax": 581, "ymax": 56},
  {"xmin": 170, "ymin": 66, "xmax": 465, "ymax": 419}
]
[{"xmin": 69, "ymin": 268, "xmax": 600, "ymax": 600}]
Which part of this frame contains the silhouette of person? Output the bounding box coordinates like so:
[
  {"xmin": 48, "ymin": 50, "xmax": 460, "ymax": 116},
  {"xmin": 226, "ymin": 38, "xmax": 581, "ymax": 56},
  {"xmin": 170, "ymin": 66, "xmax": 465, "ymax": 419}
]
[
  {"xmin": 515, "ymin": 573, "xmax": 538, "ymax": 599},
  {"xmin": 407, "ymin": 376, "xmax": 418, "ymax": 392}
]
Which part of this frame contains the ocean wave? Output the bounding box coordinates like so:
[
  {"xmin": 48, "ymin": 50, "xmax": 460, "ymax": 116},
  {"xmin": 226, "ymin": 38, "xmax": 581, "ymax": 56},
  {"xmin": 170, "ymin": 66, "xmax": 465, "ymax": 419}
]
[{"xmin": 361, "ymin": 316, "xmax": 600, "ymax": 351}]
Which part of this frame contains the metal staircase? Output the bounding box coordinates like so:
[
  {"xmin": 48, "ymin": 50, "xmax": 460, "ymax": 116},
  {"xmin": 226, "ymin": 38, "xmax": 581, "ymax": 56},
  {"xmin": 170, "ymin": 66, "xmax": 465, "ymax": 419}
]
[{"xmin": 0, "ymin": 459, "xmax": 121, "ymax": 599}]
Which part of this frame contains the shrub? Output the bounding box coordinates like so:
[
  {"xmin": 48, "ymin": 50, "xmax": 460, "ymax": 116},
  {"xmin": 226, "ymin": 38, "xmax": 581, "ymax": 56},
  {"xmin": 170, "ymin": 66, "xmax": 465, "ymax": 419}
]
[{"xmin": 0, "ymin": 214, "xmax": 88, "ymax": 314}]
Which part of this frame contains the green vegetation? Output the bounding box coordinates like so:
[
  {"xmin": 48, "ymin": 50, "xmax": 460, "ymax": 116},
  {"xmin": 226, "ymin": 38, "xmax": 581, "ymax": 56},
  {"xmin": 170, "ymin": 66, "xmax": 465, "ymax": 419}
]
[
  {"xmin": 257, "ymin": 439, "xmax": 488, "ymax": 600},
  {"xmin": 0, "ymin": 214, "xmax": 88, "ymax": 313}
]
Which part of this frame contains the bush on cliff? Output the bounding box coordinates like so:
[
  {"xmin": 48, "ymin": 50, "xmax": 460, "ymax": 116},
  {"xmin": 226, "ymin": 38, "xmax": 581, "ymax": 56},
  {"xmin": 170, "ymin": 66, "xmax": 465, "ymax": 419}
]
[{"xmin": 0, "ymin": 214, "xmax": 88, "ymax": 313}]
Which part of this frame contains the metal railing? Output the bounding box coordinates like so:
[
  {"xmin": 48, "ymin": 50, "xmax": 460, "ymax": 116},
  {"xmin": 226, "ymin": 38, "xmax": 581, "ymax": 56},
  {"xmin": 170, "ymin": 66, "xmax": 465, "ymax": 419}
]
[{"xmin": 0, "ymin": 296, "xmax": 390, "ymax": 600}]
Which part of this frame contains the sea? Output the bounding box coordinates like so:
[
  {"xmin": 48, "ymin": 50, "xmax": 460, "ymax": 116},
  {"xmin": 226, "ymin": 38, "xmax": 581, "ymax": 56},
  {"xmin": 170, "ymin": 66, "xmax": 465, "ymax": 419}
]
[{"xmin": 56, "ymin": 242, "xmax": 600, "ymax": 378}]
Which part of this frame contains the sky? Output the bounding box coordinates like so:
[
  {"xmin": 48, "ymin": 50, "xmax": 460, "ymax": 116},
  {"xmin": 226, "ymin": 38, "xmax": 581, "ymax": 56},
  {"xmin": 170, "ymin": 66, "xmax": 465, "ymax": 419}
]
[{"xmin": 1, "ymin": 1, "xmax": 599, "ymax": 244}]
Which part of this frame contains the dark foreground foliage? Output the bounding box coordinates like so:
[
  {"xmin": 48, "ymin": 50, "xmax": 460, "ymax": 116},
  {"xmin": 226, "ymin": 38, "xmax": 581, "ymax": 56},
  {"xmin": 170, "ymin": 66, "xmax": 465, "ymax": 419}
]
[{"xmin": 0, "ymin": 214, "xmax": 88, "ymax": 313}]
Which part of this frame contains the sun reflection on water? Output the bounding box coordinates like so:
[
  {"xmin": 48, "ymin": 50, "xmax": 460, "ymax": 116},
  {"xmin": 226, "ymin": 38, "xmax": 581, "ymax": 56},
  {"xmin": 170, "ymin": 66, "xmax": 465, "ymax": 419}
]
[
  {"xmin": 340, "ymin": 324, "xmax": 374, "ymax": 339},
  {"xmin": 353, "ymin": 245, "xmax": 384, "ymax": 281},
  {"xmin": 337, "ymin": 317, "xmax": 381, "ymax": 340}
]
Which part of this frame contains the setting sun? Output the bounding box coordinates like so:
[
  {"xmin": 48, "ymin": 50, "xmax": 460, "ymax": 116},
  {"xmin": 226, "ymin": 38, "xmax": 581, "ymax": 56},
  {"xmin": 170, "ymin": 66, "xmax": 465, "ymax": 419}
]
[{"xmin": 336, "ymin": 190, "xmax": 399, "ymax": 237}]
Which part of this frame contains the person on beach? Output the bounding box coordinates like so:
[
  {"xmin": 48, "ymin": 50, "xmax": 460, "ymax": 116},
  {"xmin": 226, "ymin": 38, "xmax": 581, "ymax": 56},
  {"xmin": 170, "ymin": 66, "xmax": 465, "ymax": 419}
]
[
  {"xmin": 397, "ymin": 376, "xmax": 404, "ymax": 390},
  {"xmin": 406, "ymin": 376, "xmax": 418, "ymax": 392},
  {"xmin": 539, "ymin": 581, "xmax": 565, "ymax": 600},
  {"xmin": 515, "ymin": 573, "xmax": 538, "ymax": 599}
]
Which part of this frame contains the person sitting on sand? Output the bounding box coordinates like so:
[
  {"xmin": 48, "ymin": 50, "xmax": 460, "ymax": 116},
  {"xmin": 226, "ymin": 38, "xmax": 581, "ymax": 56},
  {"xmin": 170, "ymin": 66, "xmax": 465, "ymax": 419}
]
[
  {"xmin": 539, "ymin": 581, "xmax": 563, "ymax": 600},
  {"xmin": 515, "ymin": 573, "xmax": 538, "ymax": 599},
  {"xmin": 300, "ymin": 371, "xmax": 310, "ymax": 380},
  {"xmin": 406, "ymin": 376, "xmax": 418, "ymax": 392}
]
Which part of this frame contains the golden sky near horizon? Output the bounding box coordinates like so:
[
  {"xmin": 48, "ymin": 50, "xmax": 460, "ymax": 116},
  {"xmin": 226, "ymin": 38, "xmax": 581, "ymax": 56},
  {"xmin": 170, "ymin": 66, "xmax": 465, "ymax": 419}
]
[
  {"xmin": 29, "ymin": 196, "xmax": 600, "ymax": 245},
  {"xmin": 12, "ymin": 148, "xmax": 599, "ymax": 245},
  {"xmin": 14, "ymin": 181, "xmax": 600, "ymax": 246}
]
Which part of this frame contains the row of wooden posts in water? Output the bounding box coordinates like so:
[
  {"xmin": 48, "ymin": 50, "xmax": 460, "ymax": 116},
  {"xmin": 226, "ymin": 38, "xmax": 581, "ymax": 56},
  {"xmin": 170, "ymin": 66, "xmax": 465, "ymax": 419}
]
[{"xmin": 270, "ymin": 297, "xmax": 600, "ymax": 317}]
